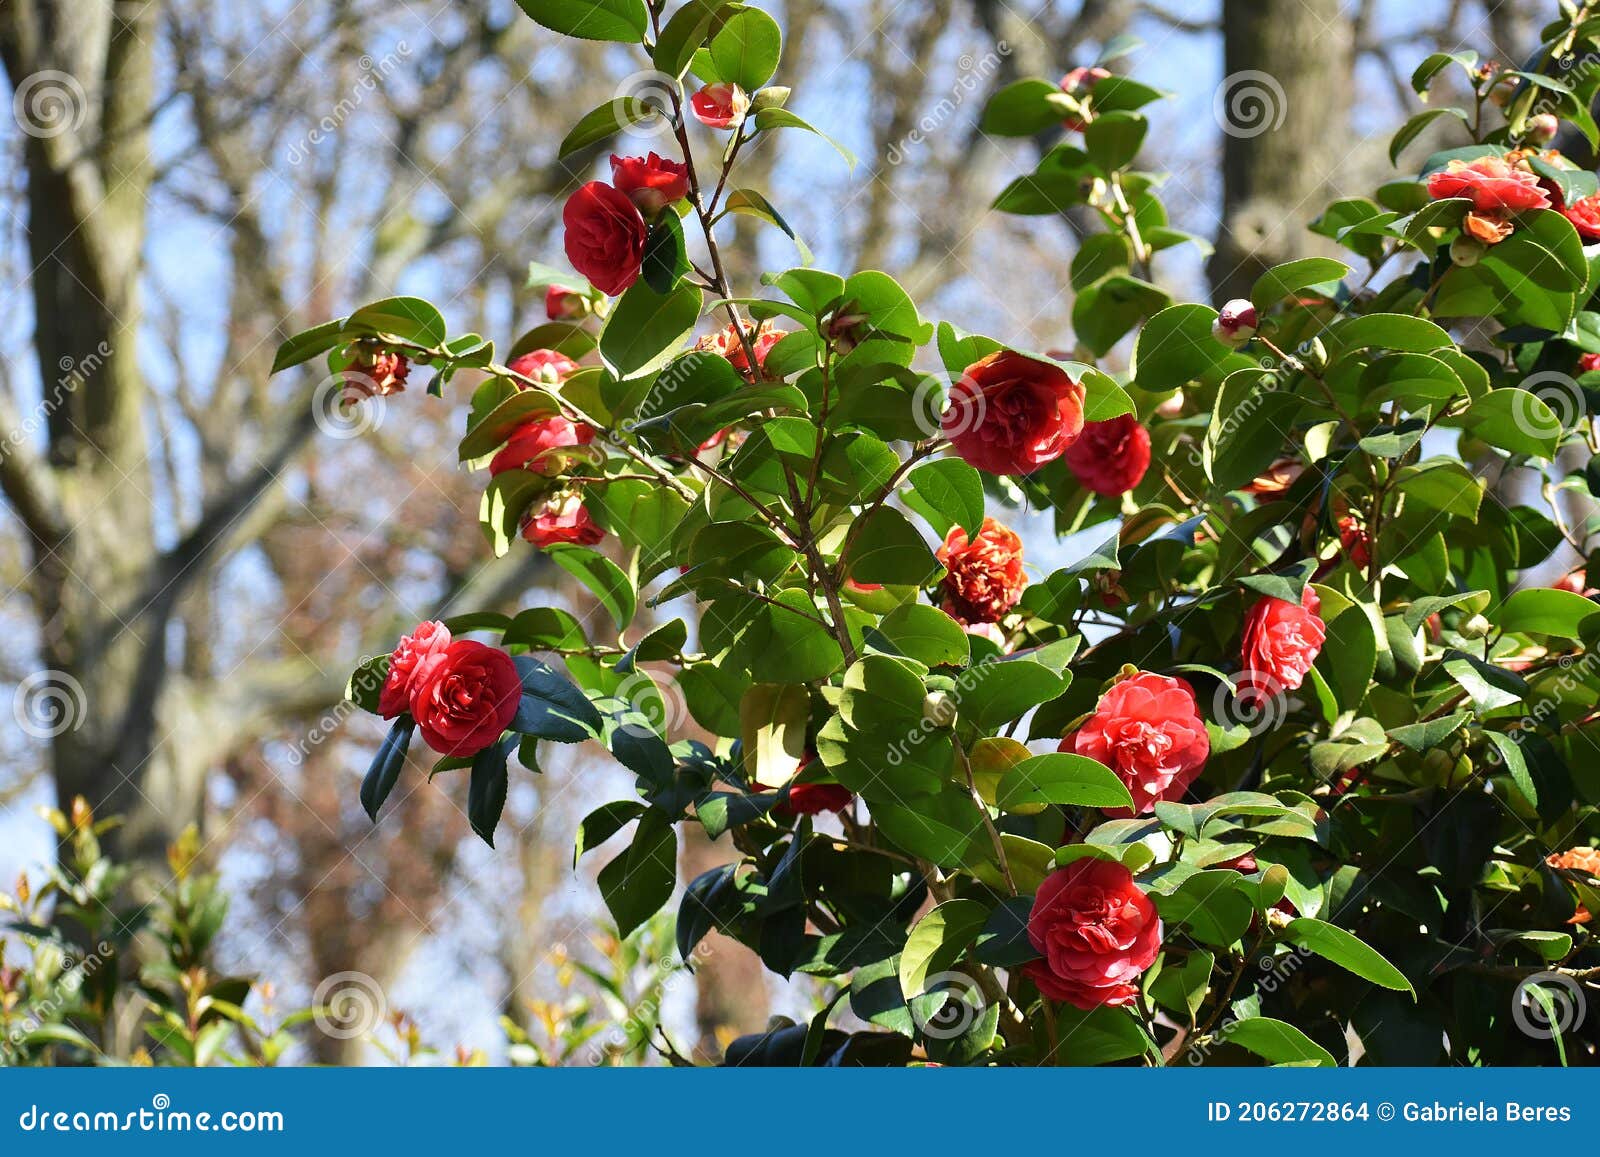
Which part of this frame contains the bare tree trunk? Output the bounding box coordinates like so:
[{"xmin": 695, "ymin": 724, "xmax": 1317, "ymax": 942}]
[{"xmin": 1209, "ymin": 0, "xmax": 1353, "ymax": 302}]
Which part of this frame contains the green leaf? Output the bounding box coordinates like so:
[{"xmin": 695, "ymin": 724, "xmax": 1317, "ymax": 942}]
[
  {"xmin": 598, "ymin": 812, "xmax": 678, "ymax": 938},
  {"xmin": 546, "ymin": 544, "xmax": 636, "ymax": 630},
  {"xmin": 1324, "ymin": 313, "xmax": 1451, "ymax": 354},
  {"xmin": 908, "ymin": 458, "xmax": 985, "ymax": 539},
  {"xmin": 515, "ymin": 0, "xmax": 649, "ymax": 42},
  {"xmin": 1084, "ymin": 110, "xmax": 1146, "ymax": 172},
  {"xmin": 467, "ymin": 738, "xmax": 512, "ymax": 847},
  {"xmin": 359, "ymin": 717, "xmax": 414, "ymax": 822},
  {"xmin": 574, "ymin": 799, "xmax": 646, "ymax": 865},
  {"xmin": 708, "ymin": 6, "xmax": 782, "ymax": 90},
  {"xmin": 869, "ymin": 603, "xmax": 968, "ymax": 668},
  {"xmin": 513, "ymin": 656, "xmax": 605, "ymax": 741},
  {"xmin": 1389, "ymin": 107, "xmax": 1471, "ymax": 166},
  {"xmin": 1283, "ymin": 917, "xmax": 1415, "ymax": 995},
  {"xmin": 955, "ymin": 659, "xmax": 1071, "ymax": 732},
  {"xmin": 740, "ymin": 683, "xmax": 809, "ymax": 788},
  {"xmin": 980, "ymin": 78, "xmax": 1068, "ymax": 136},
  {"xmin": 750, "ymin": 591, "xmax": 844, "ymax": 683},
  {"xmin": 653, "ymin": 0, "xmax": 734, "ymax": 78},
  {"xmin": 1461, "ymin": 389, "xmax": 1561, "ymax": 459},
  {"xmin": 558, "ymin": 96, "xmax": 662, "ymax": 157},
  {"xmin": 272, "ymin": 319, "xmax": 344, "ymax": 375},
  {"xmin": 842, "ymin": 507, "xmax": 940, "ymax": 585},
  {"xmin": 458, "ymin": 386, "xmax": 563, "ymax": 462},
  {"xmin": 1224, "ymin": 1017, "xmax": 1337, "ymax": 1067},
  {"xmin": 1495, "ymin": 587, "xmax": 1597, "ymax": 638},
  {"xmin": 600, "ymin": 280, "xmax": 702, "ymax": 378},
  {"xmin": 345, "ymin": 296, "xmax": 446, "ymax": 347},
  {"xmin": 725, "ymin": 188, "xmax": 810, "ymax": 261},
  {"xmin": 1133, "ymin": 304, "xmax": 1228, "ymax": 393},
  {"xmin": 900, "ymin": 899, "xmax": 989, "ymax": 997},
  {"xmin": 1387, "ymin": 711, "xmax": 1470, "ymax": 751},
  {"xmin": 1250, "ymin": 257, "xmax": 1349, "ymax": 312},
  {"xmin": 753, "ymin": 107, "xmax": 856, "ymax": 168},
  {"xmin": 641, "ymin": 212, "xmax": 691, "ymax": 294},
  {"xmin": 995, "ymin": 753, "xmax": 1134, "ymax": 812},
  {"xmin": 1483, "ymin": 730, "xmax": 1537, "ymax": 807}
]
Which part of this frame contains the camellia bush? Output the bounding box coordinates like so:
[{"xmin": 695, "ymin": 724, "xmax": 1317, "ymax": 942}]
[{"xmin": 271, "ymin": 0, "xmax": 1600, "ymax": 1066}]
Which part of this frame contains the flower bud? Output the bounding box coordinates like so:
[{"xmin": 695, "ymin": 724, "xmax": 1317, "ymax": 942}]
[
  {"xmin": 1525, "ymin": 113, "xmax": 1559, "ymax": 145},
  {"xmin": 1459, "ymin": 612, "xmax": 1491, "ymax": 639},
  {"xmin": 1449, "ymin": 234, "xmax": 1486, "ymax": 268},
  {"xmin": 1212, "ymin": 299, "xmax": 1258, "ymax": 347},
  {"xmin": 690, "ymin": 83, "xmax": 749, "ymax": 129},
  {"xmin": 921, "ymin": 690, "xmax": 957, "ymax": 728},
  {"xmin": 544, "ymin": 283, "xmax": 590, "ymax": 321}
]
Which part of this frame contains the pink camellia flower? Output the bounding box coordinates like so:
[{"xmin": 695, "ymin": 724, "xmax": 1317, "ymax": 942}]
[
  {"xmin": 1426, "ymin": 155, "xmax": 1550, "ymax": 213},
  {"xmin": 937, "ymin": 518, "xmax": 1027, "ymax": 624},
  {"xmin": 690, "ymin": 82, "xmax": 749, "ymax": 129},
  {"xmin": 488, "ymin": 416, "xmax": 596, "ymax": 477},
  {"xmin": 562, "ymin": 180, "xmax": 647, "ymax": 296},
  {"xmin": 521, "ymin": 493, "xmax": 604, "ymax": 548},
  {"xmin": 1064, "ymin": 671, "xmax": 1210, "ymax": 816},
  {"xmin": 944, "ymin": 351, "xmax": 1085, "ymax": 475},
  {"xmin": 544, "ymin": 284, "xmax": 589, "ymax": 321},
  {"xmin": 1212, "ymin": 299, "xmax": 1258, "ymax": 348},
  {"xmin": 1064, "ymin": 413, "xmax": 1151, "ymax": 496},
  {"xmin": 507, "ymin": 348, "xmax": 581, "ymax": 386},
  {"xmin": 1059, "ymin": 66, "xmax": 1111, "ymax": 132},
  {"xmin": 1561, "ymin": 192, "xmax": 1600, "ymax": 242},
  {"xmin": 1024, "ymin": 859, "xmax": 1162, "ymax": 1010},
  {"xmin": 377, "ymin": 620, "xmax": 452, "ymax": 719},
  {"xmin": 1240, "ymin": 586, "xmax": 1327, "ymax": 703},
  {"xmin": 407, "ymin": 639, "xmax": 522, "ymax": 757},
  {"xmin": 609, "ymin": 152, "xmax": 690, "ymax": 216}
]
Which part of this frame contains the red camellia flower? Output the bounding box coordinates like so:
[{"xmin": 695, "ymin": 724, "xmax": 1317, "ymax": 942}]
[
  {"xmin": 1064, "ymin": 413, "xmax": 1151, "ymax": 496},
  {"xmin": 691, "ymin": 82, "xmax": 749, "ymax": 128},
  {"xmin": 562, "ymin": 180, "xmax": 647, "ymax": 296},
  {"xmin": 1240, "ymin": 586, "xmax": 1327, "ymax": 702},
  {"xmin": 377, "ymin": 620, "xmax": 452, "ymax": 719},
  {"xmin": 1059, "ymin": 66, "xmax": 1111, "ymax": 132},
  {"xmin": 609, "ymin": 152, "xmax": 690, "ymax": 216},
  {"xmin": 1336, "ymin": 514, "xmax": 1372, "ymax": 571},
  {"xmin": 521, "ymin": 493, "xmax": 604, "ymax": 548},
  {"xmin": 1064, "ymin": 671, "xmax": 1210, "ymax": 816},
  {"xmin": 544, "ymin": 283, "xmax": 588, "ymax": 321},
  {"xmin": 488, "ymin": 416, "xmax": 596, "ymax": 477},
  {"xmin": 407, "ymin": 639, "xmax": 522, "ymax": 757},
  {"xmin": 1024, "ymin": 859, "xmax": 1162, "ymax": 1010},
  {"xmin": 507, "ymin": 348, "xmax": 581, "ymax": 385},
  {"xmin": 1425, "ymin": 155, "xmax": 1550, "ymax": 213},
  {"xmin": 343, "ymin": 344, "xmax": 409, "ymax": 401},
  {"xmin": 1561, "ymin": 192, "xmax": 1600, "ymax": 242},
  {"xmin": 1579, "ymin": 352, "xmax": 1600, "ymax": 374},
  {"xmin": 944, "ymin": 351, "xmax": 1084, "ymax": 475},
  {"xmin": 779, "ymin": 782, "xmax": 854, "ymax": 816},
  {"xmin": 696, "ymin": 319, "xmax": 788, "ymax": 380},
  {"xmin": 937, "ymin": 517, "xmax": 1026, "ymax": 624}
]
